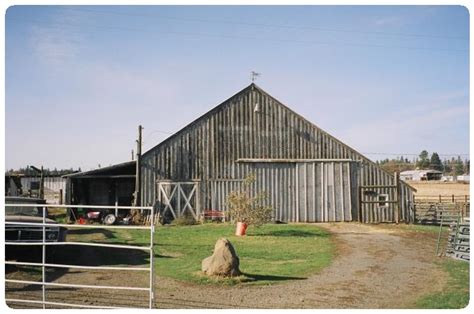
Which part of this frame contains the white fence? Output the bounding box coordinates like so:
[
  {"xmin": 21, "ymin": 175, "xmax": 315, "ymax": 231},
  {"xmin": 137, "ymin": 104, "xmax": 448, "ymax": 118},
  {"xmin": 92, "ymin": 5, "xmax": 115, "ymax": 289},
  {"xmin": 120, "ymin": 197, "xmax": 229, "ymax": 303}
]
[{"xmin": 5, "ymin": 204, "xmax": 155, "ymax": 309}]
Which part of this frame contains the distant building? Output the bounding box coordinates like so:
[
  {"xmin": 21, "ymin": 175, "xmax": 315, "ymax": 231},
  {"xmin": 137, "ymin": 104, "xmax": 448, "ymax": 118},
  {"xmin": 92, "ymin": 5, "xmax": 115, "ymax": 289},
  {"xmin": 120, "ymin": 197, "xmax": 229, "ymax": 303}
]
[
  {"xmin": 457, "ymin": 175, "xmax": 470, "ymax": 183},
  {"xmin": 20, "ymin": 176, "xmax": 66, "ymax": 204},
  {"xmin": 5, "ymin": 174, "xmax": 22, "ymax": 196},
  {"xmin": 4, "ymin": 174, "xmax": 66, "ymax": 204},
  {"xmin": 400, "ymin": 169, "xmax": 443, "ymax": 181},
  {"xmin": 441, "ymin": 175, "xmax": 455, "ymax": 182}
]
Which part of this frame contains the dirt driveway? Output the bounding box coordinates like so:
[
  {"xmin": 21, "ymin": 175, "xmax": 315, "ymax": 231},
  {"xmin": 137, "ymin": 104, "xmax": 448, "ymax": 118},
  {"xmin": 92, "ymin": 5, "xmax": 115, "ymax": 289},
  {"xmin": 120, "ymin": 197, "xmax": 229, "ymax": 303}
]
[
  {"xmin": 6, "ymin": 223, "xmax": 447, "ymax": 309},
  {"xmin": 154, "ymin": 223, "xmax": 446, "ymax": 309}
]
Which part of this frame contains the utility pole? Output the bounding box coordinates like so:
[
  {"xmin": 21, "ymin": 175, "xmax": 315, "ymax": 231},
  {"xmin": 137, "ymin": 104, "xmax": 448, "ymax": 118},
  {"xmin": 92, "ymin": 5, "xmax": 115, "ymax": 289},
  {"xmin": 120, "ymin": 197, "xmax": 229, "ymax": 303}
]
[
  {"xmin": 30, "ymin": 165, "xmax": 44, "ymax": 199},
  {"xmin": 40, "ymin": 166, "xmax": 44, "ymax": 199},
  {"xmin": 134, "ymin": 125, "xmax": 143, "ymax": 206}
]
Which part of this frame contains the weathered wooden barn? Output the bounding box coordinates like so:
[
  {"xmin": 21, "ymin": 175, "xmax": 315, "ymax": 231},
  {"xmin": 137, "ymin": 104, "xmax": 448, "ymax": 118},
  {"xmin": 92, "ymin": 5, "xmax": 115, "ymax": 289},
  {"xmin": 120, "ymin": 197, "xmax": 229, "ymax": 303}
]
[{"xmin": 140, "ymin": 84, "xmax": 416, "ymax": 223}]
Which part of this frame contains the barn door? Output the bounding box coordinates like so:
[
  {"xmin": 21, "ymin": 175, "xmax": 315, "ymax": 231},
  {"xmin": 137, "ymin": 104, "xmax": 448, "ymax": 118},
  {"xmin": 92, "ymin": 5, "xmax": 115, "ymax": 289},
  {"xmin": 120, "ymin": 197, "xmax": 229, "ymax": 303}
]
[
  {"xmin": 359, "ymin": 180, "xmax": 400, "ymax": 223},
  {"xmin": 295, "ymin": 162, "xmax": 354, "ymax": 222},
  {"xmin": 157, "ymin": 181, "xmax": 200, "ymax": 220},
  {"xmin": 209, "ymin": 163, "xmax": 296, "ymax": 222}
]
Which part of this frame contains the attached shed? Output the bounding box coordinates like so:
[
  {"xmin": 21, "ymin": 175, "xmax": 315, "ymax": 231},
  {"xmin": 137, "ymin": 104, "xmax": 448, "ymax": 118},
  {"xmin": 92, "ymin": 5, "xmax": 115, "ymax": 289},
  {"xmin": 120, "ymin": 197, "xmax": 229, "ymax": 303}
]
[
  {"xmin": 140, "ymin": 84, "xmax": 416, "ymax": 223},
  {"xmin": 64, "ymin": 161, "xmax": 136, "ymax": 206}
]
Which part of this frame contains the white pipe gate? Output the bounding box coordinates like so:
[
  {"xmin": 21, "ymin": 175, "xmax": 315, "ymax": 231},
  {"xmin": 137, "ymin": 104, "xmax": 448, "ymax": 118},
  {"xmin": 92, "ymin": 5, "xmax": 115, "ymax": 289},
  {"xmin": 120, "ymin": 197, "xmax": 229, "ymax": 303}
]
[{"xmin": 5, "ymin": 204, "xmax": 155, "ymax": 309}]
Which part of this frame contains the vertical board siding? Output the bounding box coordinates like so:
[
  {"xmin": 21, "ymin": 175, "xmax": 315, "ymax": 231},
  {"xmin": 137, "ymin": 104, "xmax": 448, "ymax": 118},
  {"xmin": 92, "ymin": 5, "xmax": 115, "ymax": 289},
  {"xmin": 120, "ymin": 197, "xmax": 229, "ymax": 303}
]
[
  {"xmin": 208, "ymin": 161, "xmax": 353, "ymax": 222},
  {"xmin": 141, "ymin": 84, "xmax": 414, "ymax": 222},
  {"xmin": 20, "ymin": 176, "xmax": 67, "ymax": 204}
]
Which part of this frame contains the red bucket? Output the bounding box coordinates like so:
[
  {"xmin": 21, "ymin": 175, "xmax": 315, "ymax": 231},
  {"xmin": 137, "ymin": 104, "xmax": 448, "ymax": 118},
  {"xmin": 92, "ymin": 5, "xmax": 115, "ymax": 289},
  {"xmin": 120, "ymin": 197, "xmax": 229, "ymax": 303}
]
[{"xmin": 235, "ymin": 222, "xmax": 248, "ymax": 236}]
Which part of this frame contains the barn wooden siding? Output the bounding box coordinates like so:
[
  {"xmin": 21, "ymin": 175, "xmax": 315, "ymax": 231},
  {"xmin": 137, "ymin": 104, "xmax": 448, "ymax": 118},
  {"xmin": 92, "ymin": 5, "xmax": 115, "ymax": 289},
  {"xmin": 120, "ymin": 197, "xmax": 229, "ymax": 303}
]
[
  {"xmin": 140, "ymin": 84, "xmax": 415, "ymax": 223},
  {"xmin": 210, "ymin": 161, "xmax": 357, "ymax": 222}
]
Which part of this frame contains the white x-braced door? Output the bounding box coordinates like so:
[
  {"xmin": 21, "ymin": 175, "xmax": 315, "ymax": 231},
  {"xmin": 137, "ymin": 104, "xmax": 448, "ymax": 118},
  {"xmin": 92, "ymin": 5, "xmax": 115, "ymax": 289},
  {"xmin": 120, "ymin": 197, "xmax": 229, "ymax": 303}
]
[{"xmin": 157, "ymin": 181, "xmax": 200, "ymax": 219}]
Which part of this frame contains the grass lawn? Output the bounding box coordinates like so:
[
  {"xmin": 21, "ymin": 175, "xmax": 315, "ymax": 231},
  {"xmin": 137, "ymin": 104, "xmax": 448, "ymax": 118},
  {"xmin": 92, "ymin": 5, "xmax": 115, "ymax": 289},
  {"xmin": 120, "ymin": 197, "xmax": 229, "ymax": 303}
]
[
  {"xmin": 67, "ymin": 223, "xmax": 334, "ymax": 285},
  {"xmin": 392, "ymin": 221, "xmax": 468, "ymax": 308},
  {"xmin": 415, "ymin": 258, "xmax": 469, "ymax": 309},
  {"xmin": 387, "ymin": 223, "xmax": 469, "ymax": 309},
  {"xmin": 154, "ymin": 223, "xmax": 334, "ymax": 285}
]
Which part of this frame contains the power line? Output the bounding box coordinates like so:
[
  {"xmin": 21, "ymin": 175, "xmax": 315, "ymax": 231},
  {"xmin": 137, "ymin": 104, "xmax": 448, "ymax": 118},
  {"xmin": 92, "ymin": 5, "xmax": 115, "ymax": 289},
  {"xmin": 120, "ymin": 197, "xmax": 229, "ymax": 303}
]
[
  {"xmin": 363, "ymin": 152, "xmax": 469, "ymax": 157},
  {"xmin": 7, "ymin": 17, "xmax": 469, "ymax": 53},
  {"xmin": 59, "ymin": 7, "xmax": 469, "ymax": 41}
]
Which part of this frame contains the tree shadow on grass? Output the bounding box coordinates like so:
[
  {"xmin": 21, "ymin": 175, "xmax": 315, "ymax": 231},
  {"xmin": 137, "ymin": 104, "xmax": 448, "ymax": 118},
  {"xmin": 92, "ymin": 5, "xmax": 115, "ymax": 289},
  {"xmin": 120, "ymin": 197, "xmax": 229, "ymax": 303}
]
[
  {"xmin": 67, "ymin": 228, "xmax": 116, "ymax": 239},
  {"xmin": 252, "ymin": 229, "xmax": 329, "ymax": 238},
  {"xmin": 241, "ymin": 272, "xmax": 307, "ymax": 283}
]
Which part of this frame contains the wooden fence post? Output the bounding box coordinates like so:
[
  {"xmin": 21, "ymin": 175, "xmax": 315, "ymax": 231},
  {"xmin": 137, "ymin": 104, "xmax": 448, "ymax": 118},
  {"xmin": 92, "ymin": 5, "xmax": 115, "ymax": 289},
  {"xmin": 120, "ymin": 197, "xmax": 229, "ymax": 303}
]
[
  {"xmin": 59, "ymin": 189, "xmax": 63, "ymax": 205},
  {"xmin": 394, "ymin": 172, "xmax": 400, "ymax": 224},
  {"xmin": 412, "ymin": 194, "xmax": 416, "ymax": 224}
]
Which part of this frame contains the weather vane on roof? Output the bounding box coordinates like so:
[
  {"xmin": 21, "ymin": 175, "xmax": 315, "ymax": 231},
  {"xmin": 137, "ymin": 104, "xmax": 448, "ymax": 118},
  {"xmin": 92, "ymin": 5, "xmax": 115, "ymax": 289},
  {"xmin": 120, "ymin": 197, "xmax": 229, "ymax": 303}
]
[{"xmin": 251, "ymin": 71, "xmax": 261, "ymax": 82}]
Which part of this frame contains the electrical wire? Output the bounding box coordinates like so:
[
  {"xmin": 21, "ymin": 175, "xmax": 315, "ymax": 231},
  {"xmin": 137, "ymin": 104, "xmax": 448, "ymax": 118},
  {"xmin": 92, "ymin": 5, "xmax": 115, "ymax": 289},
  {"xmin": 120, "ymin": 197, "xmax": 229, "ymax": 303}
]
[
  {"xmin": 363, "ymin": 152, "xmax": 469, "ymax": 157},
  {"xmin": 58, "ymin": 6, "xmax": 470, "ymax": 41},
  {"xmin": 6, "ymin": 17, "xmax": 469, "ymax": 53}
]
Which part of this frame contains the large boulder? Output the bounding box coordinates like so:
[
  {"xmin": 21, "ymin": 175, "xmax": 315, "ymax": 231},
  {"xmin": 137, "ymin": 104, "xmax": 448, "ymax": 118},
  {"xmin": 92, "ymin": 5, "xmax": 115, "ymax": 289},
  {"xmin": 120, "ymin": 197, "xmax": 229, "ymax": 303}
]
[{"xmin": 202, "ymin": 238, "xmax": 241, "ymax": 277}]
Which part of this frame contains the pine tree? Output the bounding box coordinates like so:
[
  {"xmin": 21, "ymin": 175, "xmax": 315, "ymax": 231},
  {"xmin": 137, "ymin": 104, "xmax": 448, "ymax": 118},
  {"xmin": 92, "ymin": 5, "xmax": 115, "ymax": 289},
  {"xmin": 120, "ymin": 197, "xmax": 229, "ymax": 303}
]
[
  {"xmin": 416, "ymin": 150, "xmax": 430, "ymax": 169},
  {"xmin": 443, "ymin": 159, "xmax": 452, "ymax": 174},
  {"xmin": 430, "ymin": 152, "xmax": 443, "ymax": 172},
  {"xmin": 454, "ymin": 156, "xmax": 464, "ymax": 175}
]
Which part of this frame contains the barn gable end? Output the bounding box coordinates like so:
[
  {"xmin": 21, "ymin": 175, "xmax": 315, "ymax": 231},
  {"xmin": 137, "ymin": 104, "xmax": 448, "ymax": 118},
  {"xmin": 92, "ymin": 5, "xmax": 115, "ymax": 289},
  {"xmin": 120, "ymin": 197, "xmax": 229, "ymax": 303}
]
[{"xmin": 141, "ymin": 83, "xmax": 415, "ymax": 223}]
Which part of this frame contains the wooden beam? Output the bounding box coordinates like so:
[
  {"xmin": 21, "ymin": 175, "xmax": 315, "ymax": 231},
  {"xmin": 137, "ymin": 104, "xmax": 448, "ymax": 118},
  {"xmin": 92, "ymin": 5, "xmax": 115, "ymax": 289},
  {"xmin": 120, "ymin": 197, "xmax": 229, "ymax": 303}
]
[
  {"xmin": 236, "ymin": 158, "xmax": 354, "ymax": 163},
  {"xmin": 360, "ymin": 185, "xmax": 397, "ymax": 189},
  {"xmin": 395, "ymin": 172, "xmax": 401, "ymax": 224},
  {"xmin": 360, "ymin": 200, "xmax": 399, "ymax": 204}
]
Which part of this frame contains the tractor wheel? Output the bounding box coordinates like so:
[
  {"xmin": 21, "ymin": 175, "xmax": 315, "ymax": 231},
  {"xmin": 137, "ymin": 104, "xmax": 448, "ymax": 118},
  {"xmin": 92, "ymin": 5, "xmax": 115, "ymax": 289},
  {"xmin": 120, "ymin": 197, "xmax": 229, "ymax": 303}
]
[{"xmin": 103, "ymin": 214, "xmax": 116, "ymax": 225}]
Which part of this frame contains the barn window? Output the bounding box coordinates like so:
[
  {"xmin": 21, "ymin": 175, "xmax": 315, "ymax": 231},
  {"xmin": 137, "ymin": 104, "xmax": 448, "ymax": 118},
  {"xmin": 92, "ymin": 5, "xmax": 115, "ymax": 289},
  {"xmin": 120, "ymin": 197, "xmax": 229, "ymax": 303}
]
[
  {"xmin": 363, "ymin": 190, "xmax": 378, "ymax": 197},
  {"xmin": 378, "ymin": 194, "xmax": 389, "ymax": 208},
  {"xmin": 30, "ymin": 181, "xmax": 40, "ymax": 190}
]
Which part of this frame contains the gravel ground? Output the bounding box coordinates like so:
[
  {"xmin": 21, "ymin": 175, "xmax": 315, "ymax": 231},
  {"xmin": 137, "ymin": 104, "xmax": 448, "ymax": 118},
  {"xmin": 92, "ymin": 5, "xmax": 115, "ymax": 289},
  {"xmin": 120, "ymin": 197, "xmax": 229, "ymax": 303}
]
[{"xmin": 6, "ymin": 223, "xmax": 447, "ymax": 309}]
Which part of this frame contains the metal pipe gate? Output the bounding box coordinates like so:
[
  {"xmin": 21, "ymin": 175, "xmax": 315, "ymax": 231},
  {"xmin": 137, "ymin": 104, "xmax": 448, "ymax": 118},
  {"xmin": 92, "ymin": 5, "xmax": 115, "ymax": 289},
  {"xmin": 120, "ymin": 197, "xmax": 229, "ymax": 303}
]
[{"xmin": 5, "ymin": 204, "xmax": 155, "ymax": 309}]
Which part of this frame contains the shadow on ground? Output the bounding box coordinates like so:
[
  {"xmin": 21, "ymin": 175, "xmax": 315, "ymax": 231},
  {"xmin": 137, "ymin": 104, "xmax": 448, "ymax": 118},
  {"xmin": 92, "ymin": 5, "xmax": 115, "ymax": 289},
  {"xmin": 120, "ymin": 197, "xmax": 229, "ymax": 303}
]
[
  {"xmin": 252, "ymin": 229, "xmax": 329, "ymax": 238},
  {"xmin": 67, "ymin": 228, "xmax": 117, "ymax": 238},
  {"xmin": 241, "ymin": 272, "xmax": 307, "ymax": 282}
]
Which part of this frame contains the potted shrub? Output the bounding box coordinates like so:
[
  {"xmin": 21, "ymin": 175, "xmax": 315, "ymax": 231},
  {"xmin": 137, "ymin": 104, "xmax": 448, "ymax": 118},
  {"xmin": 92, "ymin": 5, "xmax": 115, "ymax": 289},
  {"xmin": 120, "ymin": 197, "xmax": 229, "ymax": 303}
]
[{"xmin": 226, "ymin": 174, "xmax": 273, "ymax": 236}]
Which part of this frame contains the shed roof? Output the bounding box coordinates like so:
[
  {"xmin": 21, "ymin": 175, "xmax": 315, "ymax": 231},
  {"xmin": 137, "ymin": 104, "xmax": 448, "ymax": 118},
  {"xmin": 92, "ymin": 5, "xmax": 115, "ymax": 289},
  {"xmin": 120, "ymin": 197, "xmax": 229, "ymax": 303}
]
[{"xmin": 63, "ymin": 161, "xmax": 136, "ymax": 178}]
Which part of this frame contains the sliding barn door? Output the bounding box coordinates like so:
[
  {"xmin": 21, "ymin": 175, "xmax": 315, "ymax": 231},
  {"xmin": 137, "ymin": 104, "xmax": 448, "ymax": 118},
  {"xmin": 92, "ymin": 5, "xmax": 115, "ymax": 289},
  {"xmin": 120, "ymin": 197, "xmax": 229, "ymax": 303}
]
[{"xmin": 295, "ymin": 161, "xmax": 355, "ymax": 222}]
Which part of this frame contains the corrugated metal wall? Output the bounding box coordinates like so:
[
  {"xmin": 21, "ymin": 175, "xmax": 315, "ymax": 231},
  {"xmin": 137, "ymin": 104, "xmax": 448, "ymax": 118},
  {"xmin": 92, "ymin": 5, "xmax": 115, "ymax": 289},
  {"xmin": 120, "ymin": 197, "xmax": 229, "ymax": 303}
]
[{"xmin": 142, "ymin": 84, "xmax": 415, "ymax": 223}]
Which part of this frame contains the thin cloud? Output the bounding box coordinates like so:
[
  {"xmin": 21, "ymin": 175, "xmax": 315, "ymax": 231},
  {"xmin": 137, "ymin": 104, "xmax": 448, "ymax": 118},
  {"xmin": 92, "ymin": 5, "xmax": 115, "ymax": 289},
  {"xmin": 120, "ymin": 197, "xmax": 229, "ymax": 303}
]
[
  {"xmin": 28, "ymin": 10, "xmax": 86, "ymax": 66},
  {"xmin": 373, "ymin": 16, "xmax": 407, "ymax": 27},
  {"xmin": 340, "ymin": 104, "xmax": 469, "ymax": 154}
]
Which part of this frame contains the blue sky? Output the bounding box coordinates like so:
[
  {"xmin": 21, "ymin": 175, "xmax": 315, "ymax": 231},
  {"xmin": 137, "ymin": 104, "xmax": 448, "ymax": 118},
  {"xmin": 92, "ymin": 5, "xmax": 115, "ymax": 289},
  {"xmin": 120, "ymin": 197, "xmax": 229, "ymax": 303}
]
[{"xmin": 5, "ymin": 5, "xmax": 470, "ymax": 170}]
